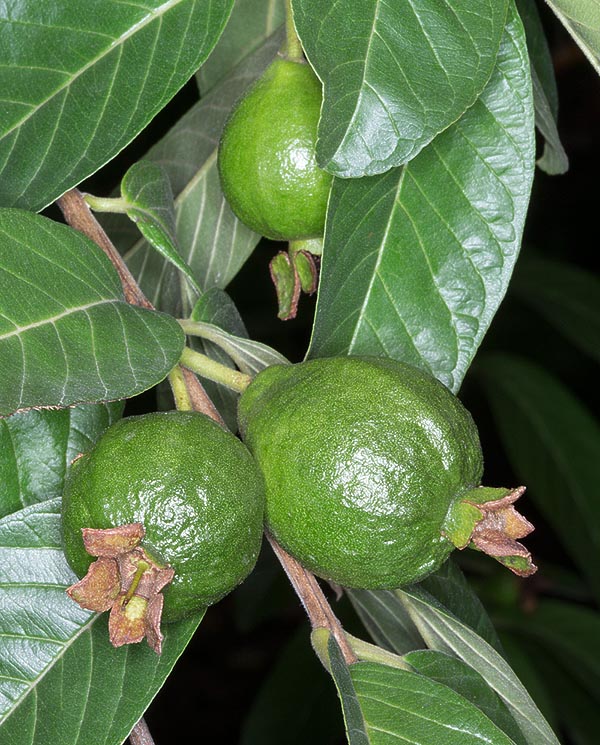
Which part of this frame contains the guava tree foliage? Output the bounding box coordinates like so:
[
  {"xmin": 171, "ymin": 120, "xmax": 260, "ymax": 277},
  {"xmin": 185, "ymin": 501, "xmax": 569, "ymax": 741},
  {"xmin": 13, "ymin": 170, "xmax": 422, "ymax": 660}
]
[{"xmin": 0, "ymin": 1, "xmax": 598, "ymax": 744}]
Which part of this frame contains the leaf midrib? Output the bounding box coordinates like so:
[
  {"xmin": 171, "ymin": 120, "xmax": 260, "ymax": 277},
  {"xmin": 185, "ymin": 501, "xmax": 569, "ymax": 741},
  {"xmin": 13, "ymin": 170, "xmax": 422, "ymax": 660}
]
[
  {"xmin": 0, "ymin": 299, "xmax": 115, "ymax": 342},
  {"xmin": 1, "ymin": 0, "xmax": 183, "ymax": 140}
]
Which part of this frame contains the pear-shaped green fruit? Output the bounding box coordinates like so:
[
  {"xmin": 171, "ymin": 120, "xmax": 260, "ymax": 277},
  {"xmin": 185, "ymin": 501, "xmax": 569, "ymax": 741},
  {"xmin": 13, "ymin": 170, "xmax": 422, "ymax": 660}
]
[
  {"xmin": 218, "ymin": 56, "xmax": 331, "ymax": 241},
  {"xmin": 238, "ymin": 357, "xmax": 536, "ymax": 588},
  {"xmin": 62, "ymin": 411, "xmax": 265, "ymax": 623}
]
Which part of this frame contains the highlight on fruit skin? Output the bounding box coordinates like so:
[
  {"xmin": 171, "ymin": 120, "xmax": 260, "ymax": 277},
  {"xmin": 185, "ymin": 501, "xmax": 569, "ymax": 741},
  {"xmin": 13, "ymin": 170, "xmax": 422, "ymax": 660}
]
[
  {"xmin": 238, "ymin": 356, "xmax": 536, "ymax": 589},
  {"xmin": 62, "ymin": 410, "xmax": 265, "ymax": 653}
]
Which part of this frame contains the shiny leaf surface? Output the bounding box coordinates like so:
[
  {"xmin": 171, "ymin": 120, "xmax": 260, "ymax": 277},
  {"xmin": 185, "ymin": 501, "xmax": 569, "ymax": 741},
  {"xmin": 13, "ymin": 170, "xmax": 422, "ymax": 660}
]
[
  {"xmin": 293, "ymin": 0, "xmax": 508, "ymax": 176},
  {"xmin": 0, "ymin": 0, "xmax": 234, "ymax": 211},
  {"xmin": 0, "ymin": 210, "xmax": 185, "ymax": 415},
  {"xmin": 308, "ymin": 7, "xmax": 535, "ymax": 392}
]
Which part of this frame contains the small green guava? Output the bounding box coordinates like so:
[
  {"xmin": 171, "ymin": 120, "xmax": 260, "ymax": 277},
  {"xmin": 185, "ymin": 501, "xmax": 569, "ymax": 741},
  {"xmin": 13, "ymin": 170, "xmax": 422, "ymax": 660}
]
[
  {"xmin": 62, "ymin": 410, "xmax": 265, "ymax": 652},
  {"xmin": 238, "ymin": 356, "xmax": 536, "ymax": 589}
]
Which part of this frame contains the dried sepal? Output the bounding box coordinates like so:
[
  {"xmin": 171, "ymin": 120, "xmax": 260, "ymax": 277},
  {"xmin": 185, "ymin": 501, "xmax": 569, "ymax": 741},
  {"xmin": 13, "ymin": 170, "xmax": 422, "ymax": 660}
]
[{"xmin": 66, "ymin": 523, "xmax": 174, "ymax": 653}]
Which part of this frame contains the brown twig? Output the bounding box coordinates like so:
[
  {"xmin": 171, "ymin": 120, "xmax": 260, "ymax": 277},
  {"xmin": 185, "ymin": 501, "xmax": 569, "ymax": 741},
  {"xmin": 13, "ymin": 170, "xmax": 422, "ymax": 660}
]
[
  {"xmin": 57, "ymin": 187, "xmax": 356, "ymax": 671},
  {"xmin": 129, "ymin": 718, "xmax": 155, "ymax": 745},
  {"xmin": 267, "ymin": 534, "xmax": 356, "ymax": 663}
]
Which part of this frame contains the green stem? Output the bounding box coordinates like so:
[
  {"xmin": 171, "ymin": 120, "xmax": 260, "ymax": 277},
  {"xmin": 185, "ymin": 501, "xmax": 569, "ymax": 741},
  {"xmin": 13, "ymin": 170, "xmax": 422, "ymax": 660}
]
[
  {"xmin": 124, "ymin": 560, "xmax": 150, "ymax": 602},
  {"xmin": 180, "ymin": 347, "xmax": 251, "ymax": 393},
  {"xmin": 345, "ymin": 633, "xmax": 411, "ymax": 670},
  {"xmin": 84, "ymin": 194, "xmax": 129, "ymax": 214},
  {"xmin": 284, "ymin": 0, "xmax": 304, "ymax": 62},
  {"xmin": 168, "ymin": 365, "xmax": 193, "ymax": 411}
]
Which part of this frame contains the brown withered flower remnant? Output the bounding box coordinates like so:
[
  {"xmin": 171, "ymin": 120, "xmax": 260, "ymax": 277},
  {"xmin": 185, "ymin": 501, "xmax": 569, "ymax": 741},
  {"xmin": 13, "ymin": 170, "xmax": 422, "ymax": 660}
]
[{"xmin": 66, "ymin": 523, "xmax": 174, "ymax": 654}]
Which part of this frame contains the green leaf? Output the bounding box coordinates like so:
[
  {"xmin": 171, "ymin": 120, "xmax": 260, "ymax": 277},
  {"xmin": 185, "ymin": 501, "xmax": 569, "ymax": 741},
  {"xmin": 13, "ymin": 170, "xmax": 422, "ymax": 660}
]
[
  {"xmin": 120, "ymin": 162, "xmax": 201, "ymax": 295},
  {"xmin": 512, "ymin": 256, "xmax": 600, "ymax": 364},
  {"xmin": 292, "ymin": 0, "xmax": 509, "ymax": 177},
  {"xmin": 405, "ymin": 650, "xmax": 527, "ymax": 745},
  {"xmin": 199, "ymin": 0, "xmax": 285, "ymax": 93},
  {"xmin": 515, "ymin": 0, "xmax": 568, "ymax": 174},
  {"xmin": 0, "ymin": 209, "xmax": 185, "ymax": 416},
  {"xmin": 326, "ymin": 634, "xmax": 516, "ymax": 744},
  {"xmin": 119, "ymin": 29, "xmax": 284, "ymax": 313},
  {"xmin": 241, "ymin": 627, "xmax": 341, "ymax": 745},
  {"xmin": 396, "ymin": 587, "xmax": 560, "ymax": 745},
  {"xmin": 546, "ymin": 0, "xmax": 600, "ymax": 75},
  {"xmin": 347, "ymin": 589, "xmax": 423, "ymax": 656},
  {"xmin": 0, "ymin": 0, "xmax": 234, "ymax": 212},
  {"xmin": 475, "ymin": 354, "xmax": 600, "ymax": 602},
  {"xmin": 0, "ymin": 500, "xmax": 203, "ymax": 743},
  {"xmin": 0, "ymin": 402, "xmax": 123, "ymax": 519},
  {"xmin": 308, "ymin": 5, "xmax": 535, "ymax": 393}
]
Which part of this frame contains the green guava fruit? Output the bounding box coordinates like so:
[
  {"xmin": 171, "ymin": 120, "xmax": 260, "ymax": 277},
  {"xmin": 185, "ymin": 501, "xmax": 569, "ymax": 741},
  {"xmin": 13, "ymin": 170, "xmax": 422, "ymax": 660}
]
[
  {"xmin": 218, "ymin": 56, "xmax": 332, "ymax": 241},
  {"xmin": 62, "ymin": 410, "xmax": 265, "ymax": 651},
  {"xmin": 238, "ymin": 356, "xmax": 535, "ymax": 588}
]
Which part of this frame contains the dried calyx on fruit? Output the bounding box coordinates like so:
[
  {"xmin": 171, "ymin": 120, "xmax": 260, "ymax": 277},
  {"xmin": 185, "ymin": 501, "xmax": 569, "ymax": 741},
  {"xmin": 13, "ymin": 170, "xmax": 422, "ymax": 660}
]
[
  {"xmin": 62, "ymin": 411, "xmax": 265, "ymax": 653},
  {"xmin": 238, "ymin": 356, "xmax": 536, "ymax": 589}
]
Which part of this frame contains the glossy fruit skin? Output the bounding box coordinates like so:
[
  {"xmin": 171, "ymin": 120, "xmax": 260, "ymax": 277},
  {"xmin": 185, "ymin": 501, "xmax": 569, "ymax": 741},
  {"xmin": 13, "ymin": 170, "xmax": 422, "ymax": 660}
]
[
  {"xmin": 62, "ymin": 411, "xmax": 265, "ymax": 622},
  {"xmin": 218, "ymin": 56, "xmax": 332, "ymax": 241},
  {"xmin": 238, "ymin": 357, "xmax": 483, "ymax": 589}
]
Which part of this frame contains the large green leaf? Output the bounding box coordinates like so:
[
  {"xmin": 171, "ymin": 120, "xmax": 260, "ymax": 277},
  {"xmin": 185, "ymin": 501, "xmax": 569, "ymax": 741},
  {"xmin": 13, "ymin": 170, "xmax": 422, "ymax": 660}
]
[
  {"xmin": 396, "ymin": 587, "xmax": 560, "ymax": 745},
  {"xmin": 0, "ymin": 209, "xmax": 185, "ymax": 416},
  {"xmin": 325, "ymin": 634, "xmax": 516, "ymax": 744},
  {"xmin": 546, "ymin": 0, "xmax": 600, "ymax": 75},
  {"xmin": 0, "ymin": 0, "xmax": 234, "ymax": 211},
  {"xmin": 117, "ymin": 30, "xmax": 284, "ymax": 313},
  {"xmin": 293, "ymin": 0, "xmax": 508, "ymax": 177},
  {"xmin": 475, "ymin": 354, "xmax": 600, "ymax": 602},
  {"xmin": 0, "ymin": 499, "xmax": 203, "ymax": 744},
  {"xmin": 308, "ymin": 5, "xmax": 535, "ymax": 393},
  {"xmin": 405, "ymin": 650, "xmax": 527, "ymax": 745},
  {"xmin": 198, "ymin": 0, "xmax": 285, "ymax": 92},
  {"xmin": 347, "ymin": 590, "xmax": 423, "ymax": 656},
  {"xmin": 512, "ymin": 257, "xmax": 600, "ymax": 364},
  {"xmin": 0, "ymin": 402, "xmax": 123, "ymax": 519}
]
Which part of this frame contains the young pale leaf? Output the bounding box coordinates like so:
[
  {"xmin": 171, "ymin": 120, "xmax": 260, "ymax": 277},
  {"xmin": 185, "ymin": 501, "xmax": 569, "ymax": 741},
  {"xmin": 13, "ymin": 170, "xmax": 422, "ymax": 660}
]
[
  {"xmin": 396, "ymin": 587, "xmax": 560, "ymax": 745},
  {"xmin": 515, "ymin": 0, "xmax": 568, "ymax": 174},
  {"xmin": 292, "ymin": 0, "xmax": 508, "ymax": 177},
  {"xmin": 198, "ymin": 0, "xmax": 285, "ymax": 93},
  {"xmin": 475, "ymin": 354, "xmax": 600, "ymax": 603},
  {"xmin": 0, "ymin": 0, "xmax": 234, "ymax": 212},
  {"xmin": 546, "ymin": 0, "xmax": 600, "ymax": 75},
  {"xmin": 0, "ymin": 402, "xmax": 123, "ymax": 519},
  {"xmin": 346, "ymin": 589, "xmax": 423, "ymax": 656},
  {"xmin": 0, "ymin": 210, "xmax": 185, "ymax": 416},
  {"xmin": 0, "ymin": 500, "xmax": 203, "ymax": 744},
  {"xmin": 405, "ymin": 650, "xmax": 527, "ymax": 745},
  {"xmin": 185, "ymin": 321, "xmax": 289, "ymax": 375},
  {"xmin": 120, "ymin": 30, "xmax": 284, "ymax": 313},
  {"xmin": 325, "ymin": 633, "xmax": 516, "ymax": 744},
  {"xmin": 120, "ymin": 162, "xmax": 201, "ymax": 295},
  {"xmin": 308, "ymin": 5, "xmax": 535, "ymax": 393},
  {"xmin": 512, "ymin": 257, "xmax": 600, "ymax": 364}
]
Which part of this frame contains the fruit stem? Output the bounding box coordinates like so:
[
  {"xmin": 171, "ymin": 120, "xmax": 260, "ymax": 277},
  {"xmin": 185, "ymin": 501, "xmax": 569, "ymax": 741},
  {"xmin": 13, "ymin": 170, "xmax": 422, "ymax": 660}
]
[
  {"xmin": 83, "ymin": 194, "xmax": 129, "ymax": 214},
  {"xmin": 180, "ymin": 346, "xmax": 252, "ymax": 393},
  {"xmin": 168, "ymin": 365, "xmax": 193, "ymax": 411},
  {"xmin": 266, "ymin": 533, "xmax": 357, "ymax": 664},
  {"xmin": 283, "ymin": 0, "xmax": 305, "ymax": 63}
]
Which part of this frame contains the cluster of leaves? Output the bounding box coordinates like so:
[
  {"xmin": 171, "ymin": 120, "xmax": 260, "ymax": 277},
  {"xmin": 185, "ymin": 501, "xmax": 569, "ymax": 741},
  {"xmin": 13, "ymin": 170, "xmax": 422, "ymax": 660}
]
[{"xmin": 0, "ymin": 1, "xmax": 597, "ymax": 744}]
